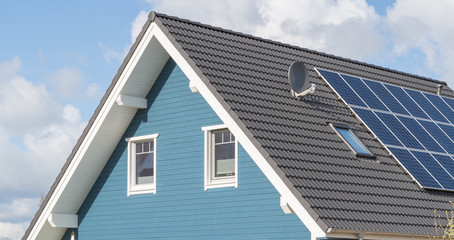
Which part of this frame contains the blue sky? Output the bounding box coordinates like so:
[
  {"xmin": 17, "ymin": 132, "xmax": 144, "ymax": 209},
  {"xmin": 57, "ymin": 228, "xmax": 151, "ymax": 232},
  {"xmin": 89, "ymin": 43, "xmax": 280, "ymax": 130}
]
[{"xmin": 2, "ymin": 0, "xmax": 454, "ymax": 238}]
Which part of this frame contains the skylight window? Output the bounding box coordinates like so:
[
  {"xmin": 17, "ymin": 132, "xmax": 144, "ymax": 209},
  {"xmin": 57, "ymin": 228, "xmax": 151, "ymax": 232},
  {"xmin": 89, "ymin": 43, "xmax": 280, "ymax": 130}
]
[{"xmin": 331, "ymin": 123, "xmax": 374, "ymax": 158}]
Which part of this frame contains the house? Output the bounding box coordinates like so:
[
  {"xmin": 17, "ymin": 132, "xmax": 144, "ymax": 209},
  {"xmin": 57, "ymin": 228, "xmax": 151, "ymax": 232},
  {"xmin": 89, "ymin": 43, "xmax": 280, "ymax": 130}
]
[{"xmin": 23, "ymin": 11, "xmax": 454, "ymax": 240}]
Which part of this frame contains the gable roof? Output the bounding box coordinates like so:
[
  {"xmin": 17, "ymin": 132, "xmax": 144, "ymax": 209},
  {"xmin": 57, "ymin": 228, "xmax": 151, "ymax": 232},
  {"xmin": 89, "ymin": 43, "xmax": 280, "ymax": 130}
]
[{"xmin": 24, "ymin": 11, "xmax": 454, "ymax": 239}]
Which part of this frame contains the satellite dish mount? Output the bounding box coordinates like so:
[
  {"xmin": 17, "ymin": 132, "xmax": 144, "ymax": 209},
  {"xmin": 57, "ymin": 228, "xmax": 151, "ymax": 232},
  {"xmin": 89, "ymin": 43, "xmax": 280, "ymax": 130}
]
[{"xmin": 288, "ymin": 61, "xmax": 316, "ymax": 99}]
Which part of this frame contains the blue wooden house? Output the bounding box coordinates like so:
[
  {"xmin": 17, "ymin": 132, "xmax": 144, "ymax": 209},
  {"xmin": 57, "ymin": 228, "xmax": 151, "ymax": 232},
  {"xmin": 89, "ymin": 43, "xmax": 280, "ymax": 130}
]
[{"xmin": 23, "ymin": 12, "xmax": 454, "ymax": 240}]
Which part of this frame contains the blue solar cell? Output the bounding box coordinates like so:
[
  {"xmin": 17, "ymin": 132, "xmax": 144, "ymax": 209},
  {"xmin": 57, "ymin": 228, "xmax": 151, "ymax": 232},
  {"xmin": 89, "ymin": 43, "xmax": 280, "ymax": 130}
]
[
  {"xmin": 340, "ymin": 74, "xmax": 388, "ymax": 111},
  {"xmin": 432, "ymin": 154, "xmax": 454, "ymax": 179},
  {"xmin": 425, "ymin": 93, "xmax": 454, "ymax": 124},
  {"xmin": 438, "ymin": 124, "xmax": 454, "ymax": 142},
  {"xmin": 388, "ymin": 147, "xmax": 441, "ymax": 189},
  {"xmin": 418, "ymin": 120, "xmax": 454, "ymax": 155},
  {"xmin": 405, "ymin": 89, "xmax": 449, "ymax": 123},
  {"xmin": 442, "ymin": 97, "xmax": 454, "ymax": 113},
  {"xmin": 317, "ymin": 67, "xmax": 454, "ymax": 191},
  {"xmin": 397, "ymin": 116, "xmax": 445, "ymax": 153},
  {"xmin": 385, "ymin": 84, "xmax": 430, "ymax": 119},
  {"xmin": 375, "ymin": 112, "xmax": 424, "ymax": 150},
  {"xmin": 317, "ymin": 69, "xmax": 366, "ymax": 107},
  {"xmin": 411, "ymin": 151, "xmax": 454, "ymax": 190},
  {"xmin": 352, "ymin": 107, "xmax": 402, "ymax": 146},
  {"xmin": 363, "ymin": 79, "xmax": 410, "ymax": 115}
]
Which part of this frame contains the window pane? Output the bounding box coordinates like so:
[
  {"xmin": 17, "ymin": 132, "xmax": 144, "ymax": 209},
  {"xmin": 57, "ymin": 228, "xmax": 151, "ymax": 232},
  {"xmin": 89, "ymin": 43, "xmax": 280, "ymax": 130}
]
[
  {"xmin": 231, "ymin": 134, "xmax": 235, "ymax": 141},
  {"xmin": 143, "ymin": 141, "xmax": 150, "ymax": 152},
  {"xmin": 215, "ymin": 143, "xmax": 235, "ymax": 160},
  {"xmin": 336, "ymin": 128, "xmax": 371, "ymax": 155},
  {"xmin": 215, "ymin": 158, "xmax": 235, "ymax": 177},
  {"xmin": 214, "ymin": 132, "xmax": 222, "ymax": 143},
  {"xmin": 136, "ymin": 152, "xmax": 154, "ymax": 184},
  {"xmin": 223, "ymin": 132, "xmax": 230, "ymax": 142},
  {"xmin": 136, "ymin": 143, "xmax": 142, "ymax": 153}
]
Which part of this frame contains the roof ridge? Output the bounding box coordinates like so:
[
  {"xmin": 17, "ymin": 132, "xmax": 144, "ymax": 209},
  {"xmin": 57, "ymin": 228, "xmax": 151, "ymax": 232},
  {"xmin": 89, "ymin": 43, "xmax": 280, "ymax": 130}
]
[{"xmin": 150, "ymin": 11, "xmax": 446, "ymax": 85}]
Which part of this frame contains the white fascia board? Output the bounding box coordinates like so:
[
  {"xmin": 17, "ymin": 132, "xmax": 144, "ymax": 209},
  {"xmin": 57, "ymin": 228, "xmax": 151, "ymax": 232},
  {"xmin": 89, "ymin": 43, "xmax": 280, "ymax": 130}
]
[
  {"xmin": 151, "ymin": 23, "xmax": 326, "ymax": 238},
  {"xmin": 116, "ymin": 94, "xmax": 147, "ymax": 109},
  {"xmin": 326, "ymin": 231, "xmax": 430, "ymax": 240},
  {"xmin": 26, "ymin": 22, "xmax": 164, "ymax": 240}
]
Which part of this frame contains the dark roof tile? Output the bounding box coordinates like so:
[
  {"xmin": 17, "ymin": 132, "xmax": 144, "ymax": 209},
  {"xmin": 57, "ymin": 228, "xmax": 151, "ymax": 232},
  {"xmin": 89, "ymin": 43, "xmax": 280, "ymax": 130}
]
[{"xmin": 155, "ymin": 12, "xmax": 454, "ymax": 235}]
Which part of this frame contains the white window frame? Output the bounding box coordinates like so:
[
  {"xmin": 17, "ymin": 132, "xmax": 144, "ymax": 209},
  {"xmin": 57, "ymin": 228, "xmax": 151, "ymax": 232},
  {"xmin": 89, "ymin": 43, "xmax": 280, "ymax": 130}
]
[
  {"xmin": 202, "ymin": 124, "xmax": 238, "ymax": 190},
  {"xmin": 330, "ymin": 123, "xmax": 374, "ymax": 158},
  {"xmin": 125, "ymin": 133, "xmax": 159, "ymax": 196}
]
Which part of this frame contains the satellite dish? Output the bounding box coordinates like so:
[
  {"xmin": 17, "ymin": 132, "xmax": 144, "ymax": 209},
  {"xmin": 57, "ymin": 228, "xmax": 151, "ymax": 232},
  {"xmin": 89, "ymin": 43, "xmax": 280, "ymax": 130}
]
[{"xmin": 288, "ymin": 61, "xmax": 316, "ymax": 98}]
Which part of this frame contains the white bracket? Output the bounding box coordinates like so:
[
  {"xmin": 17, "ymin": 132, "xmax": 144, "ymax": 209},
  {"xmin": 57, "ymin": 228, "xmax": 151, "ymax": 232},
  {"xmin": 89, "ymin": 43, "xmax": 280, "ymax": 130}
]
[
  {"xmin": 358, "ymin": 232, "xmax": 365, "ymax": 240},
  {"xmin": 291, "ymin": 84, "xmax": 316, "ymax": 99},
  {"xmin": 48, "ymin": 213, "xmax": 78, "ymax": 228},
  {"xmin": 116, "ymin": 95, "xmax": 147, "ymax": 109},
  {"xmin": 280, "ymin": 196, "xmax": 295, "ymax": 214},
  {"xmin": 189, "ymin": 80, "xmax": 199, "ymax": 93}
]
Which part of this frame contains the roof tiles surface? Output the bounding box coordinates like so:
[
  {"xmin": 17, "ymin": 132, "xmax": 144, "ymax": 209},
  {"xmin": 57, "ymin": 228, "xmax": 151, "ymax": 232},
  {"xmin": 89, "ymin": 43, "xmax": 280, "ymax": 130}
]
[{"xmin": 154, "ymin": 12, "xmax": 454, "ymax": 235}]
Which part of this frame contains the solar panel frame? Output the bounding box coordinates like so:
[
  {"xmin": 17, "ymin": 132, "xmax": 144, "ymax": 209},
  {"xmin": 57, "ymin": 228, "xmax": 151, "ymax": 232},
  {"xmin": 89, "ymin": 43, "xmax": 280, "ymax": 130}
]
[
  {"xmin": 411, "ymin": 151, "xmax": 454, "ymax": 189},
  {"xmin": 340, "ymin": 74, "xmax": 389, "ymax": 111},
  {"xmin": 363, "ymin": 79, "xmax": 410, "ymax": 115},
  {"xmin": 385, "ymin": 84, "xmax": 431, "ymax": 120},
  {"xmin": 316, "ymin": 67, "xmax": 454, "ymax": 192},
  {"xmin": 352, "ymin": 107, "xmax": 403, "ymax": 147},
  {"xmin": 405, "ymin": 88, "xmax": 449, "ymax": 123},
  {"xmin": 424, "ymin": 93, "xmax": 454, "ymax": 124},
  {"xmin": 388, "ymin": 147, "xmax": 442, "ymax": 189},
  {"xmin": 418, "ymin": 120, "xmax": 454, "ymax": 155},
  {"xmin": 375, "ymin": 112, "xmax": 425, "ymax": 150},
  {"xmin": 396, "ymin": 115, "xmax": 445, "ymax": 153},
  {"xmin": 317, "ymin": 69, "xmax": 367, "ymax": 107}
]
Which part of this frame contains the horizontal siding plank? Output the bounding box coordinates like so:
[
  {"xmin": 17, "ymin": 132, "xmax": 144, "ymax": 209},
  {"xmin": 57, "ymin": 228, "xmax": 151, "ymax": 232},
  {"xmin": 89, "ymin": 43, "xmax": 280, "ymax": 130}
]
[{"xmin": 70, "ymin": 59, "xmax": 310, "ymax": 240}]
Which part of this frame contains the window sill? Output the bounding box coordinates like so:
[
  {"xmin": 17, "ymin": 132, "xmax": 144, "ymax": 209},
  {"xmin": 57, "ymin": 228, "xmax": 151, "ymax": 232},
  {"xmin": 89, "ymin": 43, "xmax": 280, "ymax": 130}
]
[
  {"xmin": 205, "ymin": 179, "xmax": 237, "ymax": 190},
  {"xmin": 127, "ymin": 186, "xmax": 156, "ymax": 196}
]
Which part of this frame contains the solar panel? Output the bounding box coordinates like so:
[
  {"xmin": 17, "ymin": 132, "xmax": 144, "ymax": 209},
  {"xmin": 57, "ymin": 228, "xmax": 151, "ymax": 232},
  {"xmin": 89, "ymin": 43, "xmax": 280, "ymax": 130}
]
[{"xmin": 316, "ymin": 68, "xmax": 454, "ymax": 191}]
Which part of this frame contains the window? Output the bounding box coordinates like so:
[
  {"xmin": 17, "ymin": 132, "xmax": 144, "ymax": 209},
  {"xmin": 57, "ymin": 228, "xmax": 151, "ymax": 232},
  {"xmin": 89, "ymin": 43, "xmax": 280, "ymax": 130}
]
[
  {"xmin": 126, "ymin": 134, "xmax": 159, "ymax": 195},
  {"xmin": 331, "ymin": 123, "xmax": 374, "ymax": 158},
  {"xmin": 202, "ymin": 125, "xmax": 238, "ymax": 189}
]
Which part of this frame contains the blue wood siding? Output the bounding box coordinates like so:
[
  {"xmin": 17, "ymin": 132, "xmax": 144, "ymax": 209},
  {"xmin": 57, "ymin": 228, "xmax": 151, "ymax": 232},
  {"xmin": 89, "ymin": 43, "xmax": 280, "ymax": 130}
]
[{"xmin": 64, "ymin": 59, "xmax": 310, "ymax": 239}]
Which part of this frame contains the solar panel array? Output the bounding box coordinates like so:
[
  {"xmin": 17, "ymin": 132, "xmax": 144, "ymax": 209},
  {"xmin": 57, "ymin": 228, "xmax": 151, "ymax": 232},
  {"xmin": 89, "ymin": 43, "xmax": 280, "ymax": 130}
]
[{"xmin": 316, "ymin": 68, "xmax": 454, "ymax": 191}]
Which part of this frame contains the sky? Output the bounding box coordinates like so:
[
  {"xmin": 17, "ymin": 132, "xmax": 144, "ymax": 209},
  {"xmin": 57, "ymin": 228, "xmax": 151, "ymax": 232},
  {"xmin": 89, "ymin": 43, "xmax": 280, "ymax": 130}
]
[{"xmin": 1, "ymin": 0, "xmax": 454, "ymax": 238}]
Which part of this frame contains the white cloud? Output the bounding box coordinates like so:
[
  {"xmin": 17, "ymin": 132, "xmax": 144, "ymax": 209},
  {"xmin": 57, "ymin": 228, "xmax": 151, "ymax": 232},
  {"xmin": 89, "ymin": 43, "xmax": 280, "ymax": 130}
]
[
  {"xmin": 0, "ymin": 198, "xmax": 39, "ymax": 223},
  {"xmin": 0, "ymin": 58, "xmax": 85, "ymax": 238},
  {"xmin": 0, "ymin": 221, "xmax": 28, "ymax": 240},
  {"xmin": 386, "ymin": 0, "xmax": 454, "ymax": 84},
  {"xmin": 0, "ymin": 58, "xmax": 59, "ymax": 136},
  {"xmin": 255, "ymin": 0, "xmax": 383, "ymax": 60},
  {"xmin": 149, "ymin": 0, "xmax": 263, "ymax": 34},
  {"xmin": 86, "ymin": 82, "xmax": 100, "ymax": 98},
  {"xmin": 47, "ymin": 68, "xmax": 85, "ymax": 99},
  {"xmin": 150, "ymin": 0, "xmax": 383, "ymax": 61},
  {"xmin": 100, "ymin": 10, "xmax": 149, "ymax": 65},
  {"xmin": 99, "ymin": 42, "xmax": 126, "ymax": 65},
  {"xmin": 131, "ymin": 10, "xmax": 149, "ymax": 43}
]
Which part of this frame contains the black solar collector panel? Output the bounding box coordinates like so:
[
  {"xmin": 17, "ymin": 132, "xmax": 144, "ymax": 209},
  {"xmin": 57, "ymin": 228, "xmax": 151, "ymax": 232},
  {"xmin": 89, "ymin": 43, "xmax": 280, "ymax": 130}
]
[{"xmin": 317, "ymin": 68, "xmax": 454, "ymax": 191}]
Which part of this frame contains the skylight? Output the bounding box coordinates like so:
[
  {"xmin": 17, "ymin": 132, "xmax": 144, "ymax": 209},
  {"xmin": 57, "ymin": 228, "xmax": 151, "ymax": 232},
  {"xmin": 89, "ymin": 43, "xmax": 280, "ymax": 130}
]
[{"xmin": 331, "ymin": 123, "xmax": 374, "ymax": 158}]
